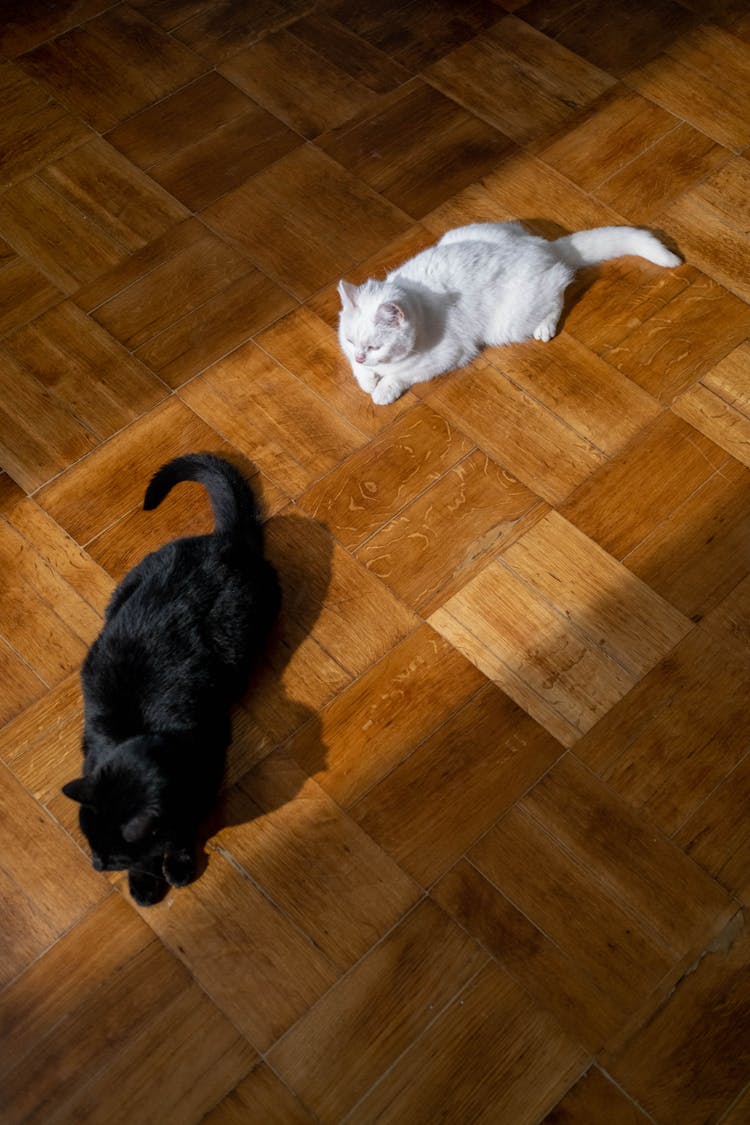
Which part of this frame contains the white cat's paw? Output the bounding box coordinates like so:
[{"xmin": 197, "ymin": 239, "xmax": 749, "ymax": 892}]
[
  {"xmin": 533, "ymin": 315, "xmax": 559, "ymax": 343},
  {"xmin": 371, "ymin": 379, "xmax": 405, "ymax": 406},
  {"xmin": 354, "ymin": 367, "xmax": 379, "ymax": 394}
]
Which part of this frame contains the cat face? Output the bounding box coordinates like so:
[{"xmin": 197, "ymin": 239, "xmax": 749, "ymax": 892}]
[
  {"xmin": 63, "ymin": 738, "xmax": 166, "ymax": 872},
  {"xmin": 338, "ymin": 280, "xmax": 416, "ymax": 366}
]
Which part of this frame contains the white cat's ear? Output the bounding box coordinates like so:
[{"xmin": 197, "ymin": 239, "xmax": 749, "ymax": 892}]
[
  {"xmin": 375, "ymin": 302, "xmax": 405, "ymax": 326},
  {"xmin": 338, "ymin": 280, "xmax": 359, "ymax": 309}
]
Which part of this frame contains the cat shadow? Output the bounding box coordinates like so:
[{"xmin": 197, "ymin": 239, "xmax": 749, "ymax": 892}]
[
  {"xmin": 517, "ymin": 217, "xmax": 683, "ymax": 336},
  {"xmin": 195, "ymin": 509, "xmax": 335, "ymax": 862}
]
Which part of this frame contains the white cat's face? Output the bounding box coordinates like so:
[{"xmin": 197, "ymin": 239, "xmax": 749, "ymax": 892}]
[{"xmin": 338, "ymin": 280, "xmax": 416, "ymax": 367}]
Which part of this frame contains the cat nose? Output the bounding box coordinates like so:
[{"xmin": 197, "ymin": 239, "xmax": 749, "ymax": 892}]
[{"xmin": 354, "ymin": 352, "xmax": 365, "ymax": 364}]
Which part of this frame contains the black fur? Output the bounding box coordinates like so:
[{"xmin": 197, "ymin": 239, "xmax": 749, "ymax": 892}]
[{"xmin": 62, "ymin": 454, "xmax": 280, "ymax": 906}]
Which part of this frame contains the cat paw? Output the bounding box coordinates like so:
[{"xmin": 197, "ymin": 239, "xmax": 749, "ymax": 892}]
[
  {"xmin": 371, "ymin": 379, "xmax": 405, "ymax": 406},
  {"xmin": 354, "ymin": 367, "xmax": 379, "ymax": 394},
  {"xmin": 128, "ymin": 868, "xmax": 169, "ymax": 907},
  {"xmin": 533, "ymin": 315, "xmax": 558, "ymax": 343},
  {"xmin": 163, "ymin": 848, "xmax": 196, "ymax": 888}
]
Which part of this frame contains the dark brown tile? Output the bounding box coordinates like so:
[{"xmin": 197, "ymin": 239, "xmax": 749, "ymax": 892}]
[
  {"xmin": 520, "ymin": 0, "xmax": 698, "ymax": 77},
  {"xmin": 608, "ymin": 911, "xmax": 750, "ymax": 1125},
  {"xmin": 204, "ymin": 145, "xmax": 411, "ymax": 299},
  {"xmin": 219, "ymin": 27, "xmax": 384, "ymax": 139},
  {"xmin": 353, "ymin": 685, "xmax": 562, "ymax": 885},
  {"xmin": 20, "ymin": 5, "xmax": 208, "ymax": 130},
  {"xmin": 327, "ymin": 0, "xmax": 502, "ymax": 70},
  {"xmin": 428, "ymin": 16, "xmax": 614, "ymax": 148},
  {"xmin": 318, "ymin": 79, "xmax": 516, "ymax": 217},
  {"xmin": 0, "ymin": 61, "xmax": 91, "ymax": 189}
]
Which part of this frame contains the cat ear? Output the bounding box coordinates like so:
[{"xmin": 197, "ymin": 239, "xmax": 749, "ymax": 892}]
[
  {"xmin": 375, "ymin": 302, "xmax": 405, "ymax": 326},
  {"xmin": 121, "ymin": 809, "xmax": 159, "ymax": 843},
  {"xmin": 338, "ymin": 280, "xmax": 359, "ymax": 309},
  {"xmin": 62, "ymin": 777, "xmax": 92, "ymax": 804}
]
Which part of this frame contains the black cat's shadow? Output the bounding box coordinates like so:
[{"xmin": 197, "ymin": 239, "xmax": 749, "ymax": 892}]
[{"xmin": 192, "ymin": 504, "xmax": 335, "ymax": 872}]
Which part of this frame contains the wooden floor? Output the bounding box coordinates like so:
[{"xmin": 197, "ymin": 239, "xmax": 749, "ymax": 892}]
[{"xmin": 1, "ymin": 1, "xmax": 750, "ymax": 1121}]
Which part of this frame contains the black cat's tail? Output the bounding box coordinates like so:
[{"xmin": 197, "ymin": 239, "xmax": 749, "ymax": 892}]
[{"xmin": 144, "ymin": 453, "xmax": 263, "ymax": 546}]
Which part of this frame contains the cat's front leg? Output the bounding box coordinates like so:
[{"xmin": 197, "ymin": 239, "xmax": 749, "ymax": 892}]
[
  {"xmin": 163, "ymin": 841, "xmax": 197, "ymax": 887},
  {"xmin": 372, "ymin": 377, "xmax": 408, "ymax": 406},
  {"xmin": 352, "ymin": 362, "xmax": 379, "ymax": 394},
  {"xmin": 128, "ymin": 856, "xmax": 169, "ymax": 906}
]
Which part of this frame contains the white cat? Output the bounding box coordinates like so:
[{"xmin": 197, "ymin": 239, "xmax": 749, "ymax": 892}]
[{"xmin": 338, "ymin": 222, "xmax": 681, "ymax": 406}]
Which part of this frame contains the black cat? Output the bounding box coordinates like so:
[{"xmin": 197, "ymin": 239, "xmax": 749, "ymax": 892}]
[{"xmin": 63, "ymin": 453, "xmax": 280, "ymax": 906}]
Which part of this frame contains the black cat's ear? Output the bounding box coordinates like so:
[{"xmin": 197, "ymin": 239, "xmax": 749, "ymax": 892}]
[
  {"xmin": 375, "ymin": 301, "xmax": 405, "ymax": 326},
  {"xmin": 62, "ymin": 777, "xmax": 92, "ymax": 804},
  {"xmin": 121, "ymin": 809, "xmax": 159, "ymax": 843},
  {"xmin": 338, "ymin": 279, "xmax": 358, "ymax": 309}
]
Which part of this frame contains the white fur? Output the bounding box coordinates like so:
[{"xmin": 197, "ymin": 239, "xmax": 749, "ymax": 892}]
[{"xmin": 337, "ymin": 222, "xmax": 681, "ymax": 405}]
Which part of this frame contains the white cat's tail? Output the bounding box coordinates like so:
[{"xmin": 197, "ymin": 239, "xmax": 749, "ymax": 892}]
[{"xmin": 554, "ymin": 227, "xmax": 681, "ymax": 269}]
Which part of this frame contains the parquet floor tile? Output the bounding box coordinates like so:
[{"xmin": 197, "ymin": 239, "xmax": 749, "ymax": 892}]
[
  {"xmin": 325, "ymin": 0, "xmax": 502, "ymax": 72},
  {"xmin": 180, "ymin": 342, "xmax": 365, "ymax": 494},
  {"xmin": 3, "ymin": 301, "xmax": 168, "ymax": 440},
  {"xmin": 204, "ymin": 1062, "xmax": 315, "ymax": 1125},
  {"xmin": 217, "ymin": 750, "xmax": 420, "ymax": 970},
  {"xmin": 425, "ymin": 147, "xmax": 623, "ymax": 238},
  {"xmin": 658, "ymin": 156, "xmax": 750, "ymax": 303},
  {"xmin": 676, "ymin": 746, "xmax": 750, "ymax": 904},
  {"xmin": 317, "ymin": 78, "xmax": 517, "ymax": 218},
  {"xmin": 492, "ymin": 333, "xmax": 662, "ymax": 454},
  {"xmin": 19, "ymin": 5, "xmax": 208, "ymax": 131},
  {"xmin": 0, "ymin": 176, "xmax": 127, "ymax": 295},
  {"xmin": 268, "ymin": 899, "xmax": 490, "ymax": 1122},
  {"xmin": 428, "ymin": 357, "xmax": 608, "ymax": 506},
  {"xmin": 1, "ymin": 892, "xmax": 255, "ymax": 1125},
  {"xmin": 600, "ymin": 270, "xmax": 750, "ymax": 400},
  {"xmin": 521, "ymin": 0, "xmax": 699, "ymax": 77},
  {"xmin": 0, "ymin": 253, "xmax": 62, "ymax": 339},
  {"xmin": 298, "ymin": 402, "xmax": 475, "ymax": 549},
  {"xmin": 348, "ymin": 960, "xmax": 588, "ymax": 1125},
  {"xmin": 430, "ymin": 511, "xmax": 691, "ymax": 747},
  {"xmin": 539, "ymin": 86, "xmax": 730, "ymax": 225},
  {"xmin": 168, "ymin": 0, "xmax": 317, "ymax": 64},
  {"xmin": 625, "ymin": 23, "xmax": 750, "ymax": 151},
  {"xmin": 623, "ymin": 457, "xmax": 750, "ymax": 619},
  {"xmin": 107, "ymin": 71, "xmax": 302, "ymax": 211},
  {"xmin": 288, "ymin": 624, "xmax": 485, "ymax": 806},
  {"xmin": 0, "ymin": 0, "xmax": 116, "ymax": 58},
  {"xmin": 560, "ymin": 411, "xmax": 729, "ymax": 558},
  {"xmin": 352, "ymin": 684, "xmax": 562, "ymax": 886},
  {"xmin": 606, "ymin": 911, "xmax": 750, "ymax": 1125},
  {"xmin": 356, "ymin": 450, "xmax": 543, "ymax": 614},
  {"xmin": 575, "ymin": 619, "xmax": 750, "ymax": 836},
  {"xmin": 0, "ymin": 62, "xmax": 91, "ymax": 190},
  {"xmin": 2, "ymin": 1, "xmax": 750, "ymax": 1120},
  {"xmin": 219, "ymin": 27, "xmax": 386, "ymax": 140},
  {"xmin": 427, "ymin": 16, "xmax": 615, "ymax": 149},
  {"xmin": 0, "ymin": 763, "xmax": 108, "ymax": 992},
  {"xmin": 203, "ymin": 144, "xmax": 412, "ymax": 299},
  {"xmin": 540, "ymin": 1066, "xmax": 653, "ymax": 1123}
]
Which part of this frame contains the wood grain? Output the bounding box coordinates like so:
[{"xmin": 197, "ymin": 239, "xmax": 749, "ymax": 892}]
[{"xmin": 2, "ymin": 4, "xmax": 749, "ymax": 1120}]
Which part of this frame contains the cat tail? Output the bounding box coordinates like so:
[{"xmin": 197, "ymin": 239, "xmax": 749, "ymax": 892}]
[
  {"xmin": 554, "ymin": 227, "xmax": 681, "ymax": 269},
  {"xmin": 143, "ymin": 453, "xmax": 263, "ymax": 547}
]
